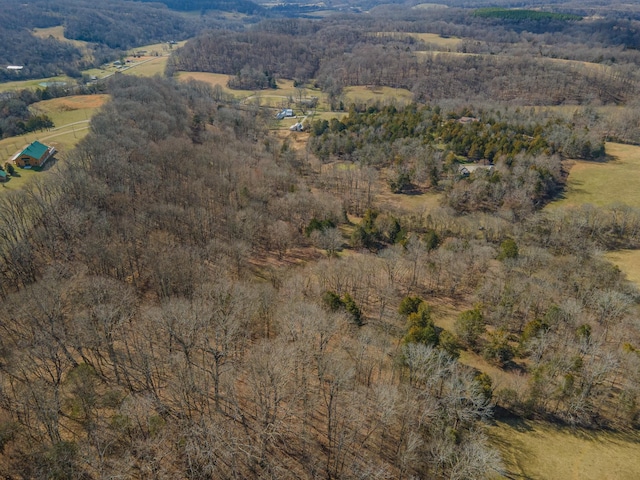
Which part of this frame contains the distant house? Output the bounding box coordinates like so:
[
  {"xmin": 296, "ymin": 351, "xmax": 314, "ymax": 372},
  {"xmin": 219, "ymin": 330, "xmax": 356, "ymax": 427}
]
[
  {"xmin": 6, "ymin": 65, "xmax": 23, "ymax": 71},
  {"xmin": 276, "ymin": 109, "xmax": 295, "ymax": 120},
  {"xmin": 289, "ymin": 122, "xmax": 304, "ymax": 132},
  {"xmin": 12, "ymin": 141, "xmax": 56, "ymax": 169}
]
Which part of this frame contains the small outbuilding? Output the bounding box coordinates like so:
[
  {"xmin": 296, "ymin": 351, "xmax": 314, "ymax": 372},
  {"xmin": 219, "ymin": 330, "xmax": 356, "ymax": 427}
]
[{"xmin": 12, "ymin": 141, "xmax": 56, "ymax": 169}]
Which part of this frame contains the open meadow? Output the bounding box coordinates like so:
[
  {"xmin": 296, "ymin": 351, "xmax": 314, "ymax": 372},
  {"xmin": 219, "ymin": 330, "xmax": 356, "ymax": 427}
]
[
  {"xmin": 490, "ymin": 418, "xmax": 640, "ymax": 480},
  {"xmin": 0, "ymin": 75, "xmax": 74, "ymax": 94},
  {"xmin": 550, "ymin": 142, "xmax": 640, "ymax": 209},
  {"xmin": 343, "ymin": 85, "xmax": 414, "ymax": 106},
  {"xmin": 373, "ymin": 31, "xmax": 462, "ymax": 50},
  {"xmin": 605, "ymin": 249, "xmax": 640, "ymax": 286},
  {"xmin": 32, "ymin": 25, "xmax": 93, "ymax": 53}
]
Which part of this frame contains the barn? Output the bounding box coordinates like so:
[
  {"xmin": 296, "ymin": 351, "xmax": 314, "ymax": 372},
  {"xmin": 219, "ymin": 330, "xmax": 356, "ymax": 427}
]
[{"xmin": 12, "ymin": 141, "xmax": 56, "ymax": 169}]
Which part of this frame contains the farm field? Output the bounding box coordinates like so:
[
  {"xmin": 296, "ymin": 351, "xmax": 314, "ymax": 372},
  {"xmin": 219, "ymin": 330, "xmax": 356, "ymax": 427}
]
[
  {"xmin": 30, "ymin": 94, "xmax": 108, "ymax": 127},
  {"xmin": 0, "ymin": 75, "xmax": 73, "ymax": 93},
  {"xmin": 125, "ymin": 56, "xmax": 170, "ymax": 77},
  {"xmin": 550, "ymin": 142, "xmax": 640, "ymax": 209},
  {"xmin": 178, "ymin": 72, "xmax": 236, "ymax": 91},
  {"xmin": 32, "ymin": 25, "xmax": 93, "ymax": 52},
  {"xmin": 490, "ymin": 418, "xmax": 640, "ymax": 480}
]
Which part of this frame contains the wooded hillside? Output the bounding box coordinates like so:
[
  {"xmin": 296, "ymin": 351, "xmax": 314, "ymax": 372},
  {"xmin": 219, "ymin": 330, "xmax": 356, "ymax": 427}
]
[
  {"xmin": 172, "ymin": 13, "xmax": 640, "ymax": 104},
  {"xmin": 2, "ymin": 2, "xmax": 640, "ymax": 478},
  {"xmin": 0, "ymin": 72, "xmax": 639, "ymax": 478}
]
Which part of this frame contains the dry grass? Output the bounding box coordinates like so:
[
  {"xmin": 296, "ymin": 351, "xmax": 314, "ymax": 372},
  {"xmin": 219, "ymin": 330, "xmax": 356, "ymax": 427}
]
[
  {"xmin": 549, "ymin": 142, "xmax": 640, "ymax": 209},
  {"xmin": 604, "ymin": 250, "xmax": 640, "ymax": 288},
  {"xmin": 343, "ymin": 85, "xmax": 413, "ymax": 106},
  {"xmin": 372, "ymin": 32, "xmax": 462, "ymax": 49},
  {"xmin": 411, "ymin": 32, "xmax": 463, "ymax": 48},
  {"xmin": 127, "ymin": 41, "xmax": 186, "ymax": 57},
  {"xmin": 490, "ymin": 418, "xmax": 640, "ymax": 480},
  {"xmin": 412, "ymin": 3, "xmax": 449, "ymax": 8},
  {"xmin": 32, "ymin": 26, "xmax": 92, "ymax": 51},
  {"xmin": 376, "ymin": 188, "xmax": 442, "ymax": 214},
  {"xmin": 177, "ymin": 73, "xmax": 310, "ymax": 105},
  {"xmin": 125, "ymin": 56, "xmax": 169, "ymax": 77},
  {"xmin": 178, "ymin": 72, "xmax": 235, "ymax": 90},
  {"xmin": 30, "ymin": 94, "xmax": 109, "ymax": 126}
]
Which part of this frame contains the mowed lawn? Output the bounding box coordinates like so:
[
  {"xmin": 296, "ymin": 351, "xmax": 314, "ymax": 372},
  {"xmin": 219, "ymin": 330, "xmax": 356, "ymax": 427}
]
[
  {"xmin": 490, "ymin": 418, "xmax": 640, "ymax": 480},
  {"xmin": 551, "ymin": 142, "xmax": 640, "ymax": 209}
]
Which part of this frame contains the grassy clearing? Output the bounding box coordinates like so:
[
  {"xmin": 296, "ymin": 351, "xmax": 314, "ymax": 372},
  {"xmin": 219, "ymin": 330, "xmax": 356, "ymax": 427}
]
[
  {"xmin": 30, "ymin": 94, "xmax": 109, "ymax": 126},
  {"xmin": 490, "ymin": 418, "xmax": 640, "ymax": 480},
  {"xmin": 177, "ymin": 72, "xmax": 246, "ymax": 95},
  {"xmin": 127, "ymin": 41, "xmax": 185, "ymax": 57},
  {"xmin": 410, "ymin": 32, "xmax": 462, "ymax": 48},
  {"xmin": 412, "ymin": 3, "xmax": 449, "ymax": 9},
  {"xmin": 375, "ymin": 185, "xmax": 442, "ymax": 214},
  {"xmin": 306, "ymin": 111, "xmax": 349, "ymax": 122},
  {"xmin": 372, "ymin": 32, "xmax": 462, "ymax": 49},
  {"xmin": 177, "ymin": 72, "xmax": 298, "ymax": 102},
  {"xmin": 125, "ymin": 57, "xmax": 169, "ymax": 77},
  {"xmin": 604, "ymin": 250, "xmax": 640, "ymax": 287},
  {"xmin": 32, "ymin": 26, "xmax": 93, "ymax": 52},
  {"xmin": 549, "ymin": 143, "xmax": 640, "ymax": 209},
  {"xmin": 343, "ymin": 85, "xmax": 413, "ymax": 105},
  {"xmin": 0, "ymin": 76, "xmax": 74, "ymax": 93}
]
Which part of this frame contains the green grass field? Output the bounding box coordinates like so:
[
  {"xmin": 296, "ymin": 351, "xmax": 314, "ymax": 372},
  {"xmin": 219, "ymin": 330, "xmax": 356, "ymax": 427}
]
[
  {"xmin": 550, "ymin": 142, "xmax": 640, "ymax": 209},
  {"xmin": 0, "ymin": 76, "xmax": 74, "ymax": 93},
  {"xmin": 490, "ymin": 418, "xmax": 640, "ymax": 480}
]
